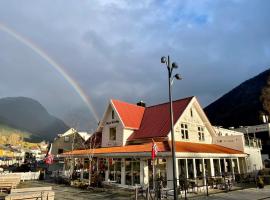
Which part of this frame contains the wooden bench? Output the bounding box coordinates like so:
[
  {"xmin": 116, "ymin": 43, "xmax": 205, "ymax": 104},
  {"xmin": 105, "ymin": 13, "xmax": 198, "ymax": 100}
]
[
  {"xmin": 5, "ymin": 191, "xmax": 55, "ymax": 200},
  {"xmin": 6, "ymin": 187, "xmax": 54, "ymax": 200},
  {"xmin": 0, "ymin": 176, "xmax": 21, "ymax": 192},
  {"xmin": 0, "ymin": 182, "xmax": 17, "ymax": 192},
  {"xmin": 10, "ymin": 187, "xmax": 52, "ymax": 194}
]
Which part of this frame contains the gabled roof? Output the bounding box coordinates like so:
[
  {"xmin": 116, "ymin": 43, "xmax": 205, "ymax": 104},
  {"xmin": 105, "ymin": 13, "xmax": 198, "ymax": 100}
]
[
  {"xmin": 78, "ymin": 132, "xmax": 92, "ymax": 141},
  {"xmin": 111, "ymin": 99, "xmax": 145, "ymax": 129},
  {"xmin": 60, "ymin": 128, "xmax": 91, "ymax": 142},
  {"xmin": 63, "ymin": 141, "xmax": 244, "ymax": 156},
  {"xmin": 127, "ymin": 97, "xmax": 193, "ymax": 141},
  {"xmin": 61, "ymin": 128, "xmax": 77, "ymax": 137}
]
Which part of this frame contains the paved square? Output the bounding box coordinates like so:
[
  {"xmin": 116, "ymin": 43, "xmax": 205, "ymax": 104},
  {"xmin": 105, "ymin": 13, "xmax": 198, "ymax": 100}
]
[{"xmin": 8, "ymin": 181, "xmax": 270, "ymax": 200}]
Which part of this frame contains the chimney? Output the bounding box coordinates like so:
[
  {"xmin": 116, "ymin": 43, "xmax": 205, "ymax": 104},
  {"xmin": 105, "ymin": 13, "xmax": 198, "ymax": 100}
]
[{"xmin": 137, "ymin": 100, "xmax": 146, "ymax": 107}]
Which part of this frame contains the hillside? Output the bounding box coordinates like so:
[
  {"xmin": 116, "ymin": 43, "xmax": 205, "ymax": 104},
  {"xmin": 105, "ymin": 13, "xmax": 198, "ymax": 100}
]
[
  {"xmin": 204, "ymin": 69, "xmax": 270, "ymax": 127},
  {"xmin": 0, "ymin": 97, "xmax": 69, "ymax": 141}
]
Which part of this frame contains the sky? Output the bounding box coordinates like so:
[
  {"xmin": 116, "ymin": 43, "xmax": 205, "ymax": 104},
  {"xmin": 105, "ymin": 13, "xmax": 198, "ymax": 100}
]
[{"xmin": 0, "ymin": 0, "xmax": 269, "ymax": 130}]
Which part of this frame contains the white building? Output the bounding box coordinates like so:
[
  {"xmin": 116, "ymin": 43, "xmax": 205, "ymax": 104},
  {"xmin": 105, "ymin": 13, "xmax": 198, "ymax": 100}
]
[
  {"xmin": 213, "ymin": 126, "xmax": 263, "ymax": 172},
  {"xmin": 61, "ymin": 96, "xmax": 263, "ymax": 189},
  {"xmin": 235, "ymin": 124, "xmax": 270, "ymax": 161}
]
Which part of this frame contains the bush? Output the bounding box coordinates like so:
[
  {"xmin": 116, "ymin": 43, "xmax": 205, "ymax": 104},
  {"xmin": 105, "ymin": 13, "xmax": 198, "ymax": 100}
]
[{"xmin": 257, "ymin": 176, "xmax": 264, "ymax": 188}]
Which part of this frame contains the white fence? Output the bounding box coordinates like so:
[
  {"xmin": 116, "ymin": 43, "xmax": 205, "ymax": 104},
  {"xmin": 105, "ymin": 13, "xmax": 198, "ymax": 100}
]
[{"xmin": 0, "ymin": 171, "xmax": 40, "ymax": 181}]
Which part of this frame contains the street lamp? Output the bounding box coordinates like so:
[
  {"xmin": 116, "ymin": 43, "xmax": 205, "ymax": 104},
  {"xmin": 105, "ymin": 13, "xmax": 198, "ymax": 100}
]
[{"xmin": 161, "ymin": 55, "xmax": 181, "ymax": 200}]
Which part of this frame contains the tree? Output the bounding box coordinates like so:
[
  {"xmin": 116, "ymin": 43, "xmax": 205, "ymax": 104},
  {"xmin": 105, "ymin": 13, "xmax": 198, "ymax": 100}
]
[
  {"xmin": 81, "ymin": 132, "xmax": 100, "ymax": 186},
  {"xmin": 260, "ymin": 76, "xmax": 270, "ymax": 115}
]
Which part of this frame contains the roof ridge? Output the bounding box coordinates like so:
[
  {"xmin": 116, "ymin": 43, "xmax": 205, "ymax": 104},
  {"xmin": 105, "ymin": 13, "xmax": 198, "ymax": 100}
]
[
  {"xmin": 146, "ymin": 96, "xmax": 194, "ymax": 108},
  {"xmin": 111, "ymin": 99, "xmax": 143, "ymax": 108},
  {"xmin": 111, "ymin": 96, "xmax": 194, "ymax": 109}
]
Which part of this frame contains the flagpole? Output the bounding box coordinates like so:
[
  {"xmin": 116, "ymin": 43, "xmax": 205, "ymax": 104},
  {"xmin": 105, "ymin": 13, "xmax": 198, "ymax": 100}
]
[
  {"xmin": 151, "ymin": 139, "xmax": 157, "ymax": 192},
  {"xmin": 153, "ymin": 158, "xmax": 155, "ymax": 191}
]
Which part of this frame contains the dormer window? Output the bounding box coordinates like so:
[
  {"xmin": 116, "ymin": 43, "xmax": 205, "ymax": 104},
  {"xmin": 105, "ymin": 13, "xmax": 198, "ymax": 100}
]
[
  {"xmin": 109, "ymin": 127, "xmax": 116, "ymax": 141},
  {"xmin": 112, "ymin": 110, "xmax": 115, "ymax": 119},
  {"xmin": 181, "ymin": 123, "xmax": 189, "ymax": 139}
]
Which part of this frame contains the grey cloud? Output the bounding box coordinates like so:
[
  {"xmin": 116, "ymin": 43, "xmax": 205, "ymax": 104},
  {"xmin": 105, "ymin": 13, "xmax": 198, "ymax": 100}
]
[{"xmin": 0, "ymin": 0, "xmax": 269, "ymax": 129}]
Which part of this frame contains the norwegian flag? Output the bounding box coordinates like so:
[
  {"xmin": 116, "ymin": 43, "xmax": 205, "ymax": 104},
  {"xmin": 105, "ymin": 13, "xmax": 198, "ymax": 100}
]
[
  {"xmin": 151, "ymin": 140, "xmax": 158, "ymax": 160},
  {"xmin": 44, "ymin": 143, "xmax": 54, "ymax": 165}
]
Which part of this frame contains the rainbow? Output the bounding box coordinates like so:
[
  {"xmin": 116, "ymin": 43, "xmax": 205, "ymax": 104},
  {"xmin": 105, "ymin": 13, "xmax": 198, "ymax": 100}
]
[{"xmin": 0, "ymin": 23, "xmax": 99, "ymax": 123}]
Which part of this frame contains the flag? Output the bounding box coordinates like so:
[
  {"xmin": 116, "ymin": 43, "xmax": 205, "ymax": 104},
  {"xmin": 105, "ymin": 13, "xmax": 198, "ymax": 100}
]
[
  {"xmin": 44, "ymin": 143, "xmax": 54, "ymax": 165},
  {"xmin": 151, "ymin": 140, "xmax": 158, "ymax": 160}
]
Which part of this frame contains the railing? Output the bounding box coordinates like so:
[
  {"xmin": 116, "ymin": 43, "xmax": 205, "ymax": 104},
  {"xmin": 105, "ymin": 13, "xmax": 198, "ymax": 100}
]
[
  {"xmin": 244, "ymin": 137, "xmax": 262, "ymax": 148},
  {"xmin": 133, "ymin": 173, "xmax": 258, "ymax": 200}
]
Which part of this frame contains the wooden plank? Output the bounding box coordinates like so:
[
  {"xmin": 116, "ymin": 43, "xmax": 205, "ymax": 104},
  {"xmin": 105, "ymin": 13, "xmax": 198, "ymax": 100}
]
[
  {"xmin": 0, "ymin": 178, "xmax": 20, "ymax": 182},
  {"xmin": 0, "ymin": 179, "xmax": 20, "ymax": 185},
  {"xmin": 11, "ymin": 187, "xmax": 52, "ymax": 194},
  {"xmin": 5, "ymin": 191, "xmax": 55, "ymax": 200},
  {"xmin": 0, "ymin": 174, "xmax": 21, "ymax": 178},
  {"xmin": 0, "ymin": 183, "xmax": 19, "ymax": 188}
]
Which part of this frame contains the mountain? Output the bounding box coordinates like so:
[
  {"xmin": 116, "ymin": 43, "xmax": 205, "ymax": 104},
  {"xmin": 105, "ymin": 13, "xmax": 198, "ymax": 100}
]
[
  {"xmin": 204, "ymin": 69, "xmax": 270, "ymax": 127},
  {"xmin": 0, "ymin": 97, "xmax": 69, "ymax": 141},
  {"xmin": 0, "ymin": 123, "xmax": 42, "ymax": 143}
]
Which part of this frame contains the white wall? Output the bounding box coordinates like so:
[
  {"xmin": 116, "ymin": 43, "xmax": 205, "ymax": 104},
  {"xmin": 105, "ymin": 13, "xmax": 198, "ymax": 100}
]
[
  {"xmin": 213, "ymin": 135, "xmax": 245, "ymax": 152},
  {"xmin": 244, "ymin": 147, "xmax": 263, "ymax": 172},
  {"xmin": 122, "ymin": 129, "xmax": 134, "ymax": 146},
  {"xmin": 169, "ymin": 100, "xmax": 212, "ymax": 144},
  {"xmin": 101, "ymin": 104, "xmax": 134, "ymax": 147},
  {"xmin": 212, "ymin": 127, "xmax": 263, "ymax": 172}
]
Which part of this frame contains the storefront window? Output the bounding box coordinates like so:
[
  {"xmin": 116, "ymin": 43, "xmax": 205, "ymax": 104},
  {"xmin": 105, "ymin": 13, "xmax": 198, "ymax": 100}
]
[
  {"xmin": 98, "ymin": 158, "xmax": 106, "ymax": 181},
  {"xmin": 125, "ymin": 158, "xmax": 140, "ymax": 185},
  {"xmin": 109, "ymin": 158, "xmax": 121, "ymax": 183},
  {"xmin": 156, "ymin": 159, "xmax": 167, "ymax": 187},
  {"xmin": 125, "ymin": 159, "xmax": 132, "ymax": 185},
  {"xmin": 133, "ymin": 160, "xmax": 140, "ymax": 185}
]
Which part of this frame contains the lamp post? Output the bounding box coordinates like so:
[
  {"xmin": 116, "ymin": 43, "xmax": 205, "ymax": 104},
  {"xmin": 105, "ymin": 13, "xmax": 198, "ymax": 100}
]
[{"xmin": 161, "ymin": 55, "xmax": 181, "ymax": 200}]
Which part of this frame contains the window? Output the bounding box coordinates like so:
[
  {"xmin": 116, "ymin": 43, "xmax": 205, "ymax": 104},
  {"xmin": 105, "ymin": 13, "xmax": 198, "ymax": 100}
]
[
  {"xmin": 112, "ymin": 110, "xmax": 115, "ymax": 119},
  {"xmin": 64, "ymin": 136, "xmax": 70, "ymax": 142},
  {"xmin": 190, "ymin": 108, "xmax": 193, "ymax": 117},
  {"xmin": 109, "ymin": 127, "xmax": 116, "ymax": 140},
  {"xmin": 198, "ymin": 126, "xmax": 205, "ymax": 141},
  {"xmin": 181, "ymin": 123, "xmax": 189, "ymax": 139},
  {"xmin": 58, "ymin": 149, "xmax": 64, "ymax": 154}
]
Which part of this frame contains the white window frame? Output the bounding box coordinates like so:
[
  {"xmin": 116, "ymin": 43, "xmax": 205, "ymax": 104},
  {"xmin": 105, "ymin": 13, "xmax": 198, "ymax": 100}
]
[
  {"xmin": 109, "ymin": 127, "xmax": 116, "ymax": 141},
  {"xmin": 198, "ymin": 126, "xmax": 205, "ymax": 141},
  {"xmin": 181, "ymin": 123, "xmax": 189, "ymax": 139}
]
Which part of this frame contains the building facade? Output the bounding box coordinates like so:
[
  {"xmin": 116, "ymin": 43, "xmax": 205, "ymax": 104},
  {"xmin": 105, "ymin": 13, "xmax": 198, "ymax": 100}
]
[
  {"xmin": 61, "ymin": 97, "xmax": 262, "ymax": 188},
  {"xmin": 235, "ymin": 124, "xmax": 270, "ymax": 161},
  {"xmin": 51, "ymin": 128, "xmax": 91, "ymax": 156}
]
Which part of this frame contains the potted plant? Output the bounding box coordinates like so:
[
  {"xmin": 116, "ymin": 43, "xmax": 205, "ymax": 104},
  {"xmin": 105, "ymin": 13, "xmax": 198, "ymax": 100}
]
[{"xmin": 257, "ymin": 176, "xmax": 264, "ymax": 189}]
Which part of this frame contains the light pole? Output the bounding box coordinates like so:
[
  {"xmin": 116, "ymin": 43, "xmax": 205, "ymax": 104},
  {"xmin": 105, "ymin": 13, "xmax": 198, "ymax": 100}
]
[{"xmin": 161, "ymin": 55, "xmax": 181, "ymax": 200}]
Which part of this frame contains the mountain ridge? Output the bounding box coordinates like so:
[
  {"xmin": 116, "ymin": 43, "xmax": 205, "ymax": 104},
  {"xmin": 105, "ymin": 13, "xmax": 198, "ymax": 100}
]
[
  {"xmin": 204, "ymin": 69, "xmax": 270, "ymax": 127},
  {"xmin": 0, "ymin": 97, "xmax": 69, "ymax": 141}
]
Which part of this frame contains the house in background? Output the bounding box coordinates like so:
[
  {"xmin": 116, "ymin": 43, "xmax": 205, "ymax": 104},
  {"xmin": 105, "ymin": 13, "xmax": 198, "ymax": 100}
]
[
  {"xmin": 51, "ymin": 128, "xmax": 92, "ymax": 156},
  {"xmin": 62, "ymin": 96, "xmax": 263, "ymax": 189}
]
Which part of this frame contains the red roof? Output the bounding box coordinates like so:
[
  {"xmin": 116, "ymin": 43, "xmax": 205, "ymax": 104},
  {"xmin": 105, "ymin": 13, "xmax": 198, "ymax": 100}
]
[
  {"xmin": 63, "ymin": 141, "xmax": 244, "ymax": 156},
  {"xmin": 127, "ymin": 97, "xmax": 193, "ymax": 141},
  {"xmin": 112, "ymin": 99, "xmax": 145, "ymax": 129}
]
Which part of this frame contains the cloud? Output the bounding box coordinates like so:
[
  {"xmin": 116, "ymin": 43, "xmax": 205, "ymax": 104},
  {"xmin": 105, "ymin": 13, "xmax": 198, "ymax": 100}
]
[{"xmin": 0, "ymin": 0, "xmax": 269, "ymax": 129}]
